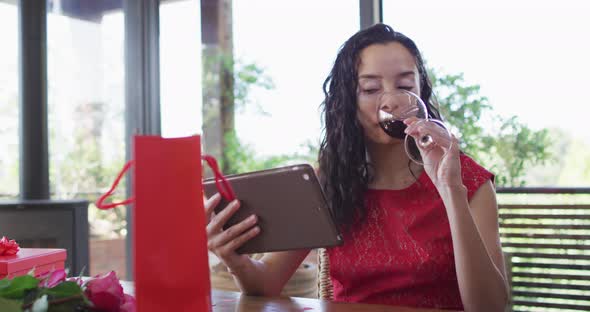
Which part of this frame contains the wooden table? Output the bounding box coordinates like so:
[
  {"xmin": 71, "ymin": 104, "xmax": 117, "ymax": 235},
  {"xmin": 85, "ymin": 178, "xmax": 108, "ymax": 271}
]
[
  {"xmin": 119, "ymin": 281, "xmax": 449, "ymax": 312},
  {"xmin": 210, "ymin": 289, "xmax": 450, "ymax": 312}
]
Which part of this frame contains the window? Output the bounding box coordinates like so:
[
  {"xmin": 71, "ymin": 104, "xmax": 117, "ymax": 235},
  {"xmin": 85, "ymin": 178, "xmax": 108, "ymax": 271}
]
[
  {"xmin": 0, "ymin": 2, "xmax": 19, "ymax": 199},
  {"xmin": 233, "ymin": 0, "xmax": 360, "ymax": 158},
  {"xmin": 160, "ymin": 0, "xmax": 202, "ymax": 138},
  {"xmin": 383, "ymin": 0, "xmax": 590, "ymax": 186},
  {"xmin": 46, "ymin": 0, "xmax": 127, "ymax": 278}
]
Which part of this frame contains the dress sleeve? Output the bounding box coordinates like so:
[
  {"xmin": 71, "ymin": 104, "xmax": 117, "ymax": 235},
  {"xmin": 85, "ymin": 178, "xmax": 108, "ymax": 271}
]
[{"xmin": 459, "ymin": 154, "xmax": 495, "ymax": 200}]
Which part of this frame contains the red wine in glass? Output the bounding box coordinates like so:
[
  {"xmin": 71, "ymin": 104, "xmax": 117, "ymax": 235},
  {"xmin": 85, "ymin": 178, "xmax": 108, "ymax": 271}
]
[
  {"xmin": 378, "ymin": 119, "xmax": 407, "ymax": 140},
  {"xmin": 376, "ymin": 90, "xmax": 452, "ymax": 165}
]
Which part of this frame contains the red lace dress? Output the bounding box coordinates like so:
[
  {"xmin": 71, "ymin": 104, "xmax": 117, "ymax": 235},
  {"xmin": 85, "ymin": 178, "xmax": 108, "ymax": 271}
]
[{"xmin": 327, "ymin": 155, "xmax": 493, "ymax": 310}]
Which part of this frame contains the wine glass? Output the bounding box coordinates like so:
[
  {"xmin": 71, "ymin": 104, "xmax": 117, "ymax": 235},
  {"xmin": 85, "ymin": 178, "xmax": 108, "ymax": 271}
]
[{"xmin": 376, "ymin": 90, "xmax": 452, "ymax": 165}]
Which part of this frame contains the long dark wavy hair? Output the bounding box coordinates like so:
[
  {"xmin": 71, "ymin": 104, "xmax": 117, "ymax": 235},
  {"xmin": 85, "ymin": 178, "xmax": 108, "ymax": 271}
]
[{"xmin": 318, "ymin": 24, "xmax": 442, "ymax": 229}]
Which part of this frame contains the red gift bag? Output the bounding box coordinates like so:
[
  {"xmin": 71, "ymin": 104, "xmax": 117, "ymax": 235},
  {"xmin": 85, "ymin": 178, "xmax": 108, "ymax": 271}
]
[{"xmin": 96, "ymin": 135, "xmax": 235, "ymax": 312}]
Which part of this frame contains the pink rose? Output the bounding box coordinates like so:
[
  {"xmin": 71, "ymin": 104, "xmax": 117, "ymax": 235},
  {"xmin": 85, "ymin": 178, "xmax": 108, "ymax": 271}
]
[
  {"xmin": 119, "ymin": 294, "xmax": 137, "ymax": 312},
  {"xmin": 0, "ymin": 236, "xmax": 20, "ymax": 256},
  {"xmin": 66, "ymin": 276, "xmax": 85, "ymax": 287},
  {"xmin": 35, "ymin": 269, "xmax": 67, "ymax": 288},
  {"xmin": 85, "ymin": 271, "xmax": 124, "ymax": 311}
]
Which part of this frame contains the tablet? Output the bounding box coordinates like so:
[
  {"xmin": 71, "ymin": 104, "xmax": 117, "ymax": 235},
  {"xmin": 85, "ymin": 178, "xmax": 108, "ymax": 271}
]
[{"xmin": 203, "ymin": 164, "xmax": 343, "ymax": 254}]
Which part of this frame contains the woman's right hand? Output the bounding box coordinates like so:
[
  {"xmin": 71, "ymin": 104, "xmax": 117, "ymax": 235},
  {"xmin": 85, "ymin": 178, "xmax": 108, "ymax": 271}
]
[{"xmin": 205, "ymin": 193, "xmax": 260, "ymax": 273}]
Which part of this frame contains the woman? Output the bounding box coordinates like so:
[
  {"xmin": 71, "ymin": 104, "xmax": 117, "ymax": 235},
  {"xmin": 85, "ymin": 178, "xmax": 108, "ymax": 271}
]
[{"xmin": 205, "ymin": 24, "xmax": 509, "ymax": 311}]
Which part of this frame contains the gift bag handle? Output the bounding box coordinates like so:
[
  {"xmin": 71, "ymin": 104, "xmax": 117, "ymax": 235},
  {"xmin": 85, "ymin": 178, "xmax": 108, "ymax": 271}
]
[
  {"xmin": 201, "ymin": 155, "xmax": 236, "ymax": 201},
  {"xmin": 96, "ymin": 155, "xmax": 235, "ymax": 210}
]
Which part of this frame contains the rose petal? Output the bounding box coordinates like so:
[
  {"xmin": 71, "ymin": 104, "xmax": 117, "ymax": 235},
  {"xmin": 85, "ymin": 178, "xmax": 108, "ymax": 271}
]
[
  {"xmin": 86, "ymin": 271, "xmax": 125, "ymax": 311},
  {"xmin": 67, "ymin": 276, "xmax": 84, "ymax": 287},
  {"xmin": 44, "ymin": 269, "xmax": 67, "ymax": 288},
  {"xmin": 120, "ymin": 294, "xmax": 136, "ymax": 312},
  {"xmin": 35, "ymin": 270, "xmax": 51, "ymax": 280},
  {"xmin": 88, "ymin": 291, "xmax": 122, "ymax": 311}
]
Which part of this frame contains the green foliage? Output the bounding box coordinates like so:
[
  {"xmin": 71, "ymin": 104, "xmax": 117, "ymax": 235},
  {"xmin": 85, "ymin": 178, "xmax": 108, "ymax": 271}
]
[
  {"xmin": 203, "ymin": 53, "xmax": 275, "ymax": 115},
  {"xmin": 37, "ymin": 282, "xmax": 87, "ymax": 312},
  {"xmin": 516, "ymin": 128, "xmax": 567, "ymax": 185},
  {"xmin": 222, "ymin": 63, "xmax": 553, "ymax": 185},
  {"xmin": 234, "ymin": 61, "xmax": 275, "ymax": 114},
  {"xmin": 0, "ymin": 276, "xmax": 88, "ymax": 312},
  {"xmin": 212, "ymin": 56, "xmax": 553, "ymax": 186},
  {"xmin": 430, "ymin": 70, "xmax": 552, "ymax": 186},
  {"xmin": 431, "ymin": 71, "xmax": 491, "ymax": 149},
  {"xmin": 0, "ymin": 276, "xmax": 38, "ymax": 299},
  {"xmin": 211, "ymin": 54, "xmax": 315, "ymax": 174},
  {"xmin": 481, "ymin": 118, "xmax": 550, "ymax": 186},
  {"xmin": 223, "ymin": 130, "xmax": 317, "ymax": 175},
  {"xmin": 202, "ymin": 52, "xmax": 279, "ymax": 173},
  {"xmin": 41, "ymin": 282, "xmax": 83, "ymax": 299},
  {"xmin": 49, "ymin": 101, "xmax": 127, "ymax": 238},
  {"xmin": 554, "ymin": 134, "xmax": 590, "ymax": 185}
]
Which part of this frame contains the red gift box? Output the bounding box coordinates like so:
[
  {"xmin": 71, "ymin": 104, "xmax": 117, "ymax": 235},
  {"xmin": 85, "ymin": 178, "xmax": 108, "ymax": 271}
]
[{"xmin": 0, "ymin": 248, "xmax": 67, "ymax": 279}]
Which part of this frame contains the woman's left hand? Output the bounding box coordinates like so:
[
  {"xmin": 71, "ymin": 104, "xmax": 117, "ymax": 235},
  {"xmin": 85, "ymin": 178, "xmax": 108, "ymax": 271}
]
[{"xmin": 404, "ymin": 117, "xmax": 462, "ymax": 188}]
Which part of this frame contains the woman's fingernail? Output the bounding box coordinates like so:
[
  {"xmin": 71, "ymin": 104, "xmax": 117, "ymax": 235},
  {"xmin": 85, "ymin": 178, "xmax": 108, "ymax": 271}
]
[{"xmin": 249, "ymin": 215, "xmax": 257, "ymax": 222}]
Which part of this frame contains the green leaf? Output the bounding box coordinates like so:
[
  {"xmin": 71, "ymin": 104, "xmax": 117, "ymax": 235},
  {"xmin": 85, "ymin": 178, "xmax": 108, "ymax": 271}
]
[
  {"xmin": 29, "ymin": 283, "xmax": 89, "ymax": 312},
  {"xmin": 42, "ymin": 282, "xmax": 83, "ymax": 298},
  {"xmin": 0, "ymin": 276, "xmax": 39, "ymax": 299},
  {"xmin": 22, "ymin": 288, "xmax": 41, "ymax": 309},
  {"xmin": 0, "ymin": 296, "xmax": 22, "ymax": 312},
  {"xmin": 0, "ymin": 278, "xmax": 11, "ymax": 290}
]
